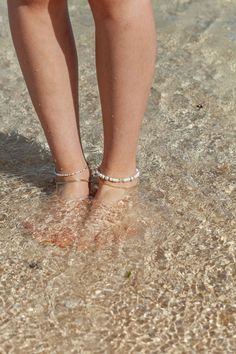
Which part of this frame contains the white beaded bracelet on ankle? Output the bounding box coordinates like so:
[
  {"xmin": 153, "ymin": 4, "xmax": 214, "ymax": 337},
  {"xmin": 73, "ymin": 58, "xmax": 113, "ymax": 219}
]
[
  {"xmin": 54, "ymin": 165, "xmax": 88, "ymax": 177},
  {"xmin": 94, "ymin": 168, "xmax": 140, "ymax": 183}
]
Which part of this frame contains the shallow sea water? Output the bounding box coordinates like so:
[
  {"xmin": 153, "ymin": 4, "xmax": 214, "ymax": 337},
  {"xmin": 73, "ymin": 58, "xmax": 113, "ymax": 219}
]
[{"xmin": 0, "ymin": 0, "xmax": 236, "ymax": 353}]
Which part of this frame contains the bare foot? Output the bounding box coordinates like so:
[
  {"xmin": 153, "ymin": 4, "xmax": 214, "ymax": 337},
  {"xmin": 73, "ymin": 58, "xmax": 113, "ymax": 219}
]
[
  {"xmin": 77, "ymin": 179, "xmax": 143, "ymax": 252},
  {"xmin": 55, "ymin": 168, "xmax": 91, "ymax": 201},
  {"xmin": 22, "ymin": 168, "xmax": 92, "ymax": 248},
  {"xmin": 22, "ymin": 194, "xmax": 91, "ymax": 249},
  {"xmin": 93, "ymin": 177, "xmax": 139, "ymax": 206}
]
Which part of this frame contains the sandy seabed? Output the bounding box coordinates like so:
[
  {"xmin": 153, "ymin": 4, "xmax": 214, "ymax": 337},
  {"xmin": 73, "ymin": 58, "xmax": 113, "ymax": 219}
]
[{"xmin": 0, "ymin": 0, "xmax": 236, "ymax": 353}]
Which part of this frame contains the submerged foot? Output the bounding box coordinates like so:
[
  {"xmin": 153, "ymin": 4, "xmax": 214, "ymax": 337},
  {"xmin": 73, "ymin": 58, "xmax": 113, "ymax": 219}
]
[
  {"xmin": 22, "ymin": 167, "xmax": 92, "ymax": 248},
  {"xmin": 77, "ymin": 178, "xmax": 143, "ymax": 251},
  {"xmin": 93, "ymin": 177, "xmax": 139, "ymax": 206},
  {"xmin": 22, "ymin": 192, "xmax": 91, "ymax": 249},
  {"xmin": 55, "ymin": 168, "xmax": 91, "ymax": 201},
  {"xmin": 22, "ymin": 171, "xmax": 142, "ymax": 250}
]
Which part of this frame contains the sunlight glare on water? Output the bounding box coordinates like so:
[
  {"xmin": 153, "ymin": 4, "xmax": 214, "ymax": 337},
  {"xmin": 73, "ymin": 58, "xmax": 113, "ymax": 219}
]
[{"xmin": 0, "ymin": 0, "xmax": 236, "ymax": 353}]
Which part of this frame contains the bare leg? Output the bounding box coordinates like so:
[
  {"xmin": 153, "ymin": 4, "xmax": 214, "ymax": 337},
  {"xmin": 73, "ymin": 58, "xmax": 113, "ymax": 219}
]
[
  {"xmin": 7, "ymin": 0, "xmax": 90, "ymax": 200},
  {"xmin": 88, "ymin": 0, "xmax": 157, "ymax": 203}
]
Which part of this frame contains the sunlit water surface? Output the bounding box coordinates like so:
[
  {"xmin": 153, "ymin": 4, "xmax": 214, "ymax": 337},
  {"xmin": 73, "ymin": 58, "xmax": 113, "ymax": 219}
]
[{"xmin": 0, "ymin": 0, "xmax": 236, "ymax": 353}]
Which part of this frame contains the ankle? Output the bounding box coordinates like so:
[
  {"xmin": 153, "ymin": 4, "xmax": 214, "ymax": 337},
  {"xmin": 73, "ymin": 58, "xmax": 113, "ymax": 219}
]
[
  {"xmin": 54, "ymin": 163, "xmax": 90, "ymax": 177},
  {"xmin": 94, "ymin": 165, "xmax": 140, "ymax": 189},
  {"xmin": 54, "ymin": 159, "xmax": 89, "ymax": 175},
  {"xmin": 55, "ymin": 169, "xmax": 90, "ymax": 183},
  {"xmin": 98, "ymin": 178, "xmax": 139, "ymax": 189},
  {"xmin": 98, "ymin": 163, "xmax": 137, "ymax": 179}
]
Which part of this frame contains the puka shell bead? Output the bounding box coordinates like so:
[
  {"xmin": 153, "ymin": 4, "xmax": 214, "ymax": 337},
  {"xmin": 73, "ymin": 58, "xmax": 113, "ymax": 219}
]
[
  {"xmin": 94, "ymin": 167, "xmax": 140, "ymax": 183},
  {"xmin": 54, "ymin": 165, "xmax": 88, "ymax": 177}
]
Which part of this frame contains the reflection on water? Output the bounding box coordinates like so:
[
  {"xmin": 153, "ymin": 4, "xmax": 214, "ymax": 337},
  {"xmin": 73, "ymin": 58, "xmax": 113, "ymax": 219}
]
[
  {"xmin": 1, "ymin": 0, "xmax": 236, "ymax": 352},
  {"xmin": 1, "ymin": 139, "xmax": 235, "ymax": 352},
  {"xmin": 21, "ymin": 186, "xmax": 149, "ymax": 252}
]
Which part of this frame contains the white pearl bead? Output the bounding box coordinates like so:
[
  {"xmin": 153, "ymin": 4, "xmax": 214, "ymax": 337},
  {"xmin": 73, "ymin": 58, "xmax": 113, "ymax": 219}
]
[{"xmin": 94, "ymin": 167, "xmax": 140, "ymax": 183}]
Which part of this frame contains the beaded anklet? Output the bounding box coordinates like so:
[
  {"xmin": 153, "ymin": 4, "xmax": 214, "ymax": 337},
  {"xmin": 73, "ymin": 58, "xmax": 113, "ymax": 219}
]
[
  {"xmin": 54, "ymin": 165, "xmax": 89, "ymax": 177},
  {"xmin": 94, "ymin": 167, "xmax": 140, "ymax": 183}
]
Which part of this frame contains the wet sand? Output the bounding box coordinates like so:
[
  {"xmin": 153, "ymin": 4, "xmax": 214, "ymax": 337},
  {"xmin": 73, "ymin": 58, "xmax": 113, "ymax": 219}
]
[{"xmin": 0, "ymin": 0, "xmax": 236, "ymax": 353}]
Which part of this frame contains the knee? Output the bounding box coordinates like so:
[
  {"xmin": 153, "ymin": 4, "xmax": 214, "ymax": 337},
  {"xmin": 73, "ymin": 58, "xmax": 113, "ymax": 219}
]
[{"xmin": 88, "ymin": 0, "xmax": 147, "ymax": 23}]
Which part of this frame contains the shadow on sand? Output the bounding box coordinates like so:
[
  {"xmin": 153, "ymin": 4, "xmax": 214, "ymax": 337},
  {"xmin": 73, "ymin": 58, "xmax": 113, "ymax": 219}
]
[{"xmin": 0, "ymin": 131, "xmax": 54, "ymax": 192}]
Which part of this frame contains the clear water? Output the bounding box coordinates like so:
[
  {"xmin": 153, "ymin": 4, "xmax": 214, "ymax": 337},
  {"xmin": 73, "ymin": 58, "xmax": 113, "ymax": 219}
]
[{"xmin": 0, "ymin": 1, "xmax": 235, "ymax": 353}]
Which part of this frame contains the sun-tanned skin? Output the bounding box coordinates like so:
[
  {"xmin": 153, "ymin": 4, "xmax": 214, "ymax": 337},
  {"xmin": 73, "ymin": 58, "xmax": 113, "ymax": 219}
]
[{"xmin": 7, "ymin": 0, "xmax": 157, "ymax": 205}]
